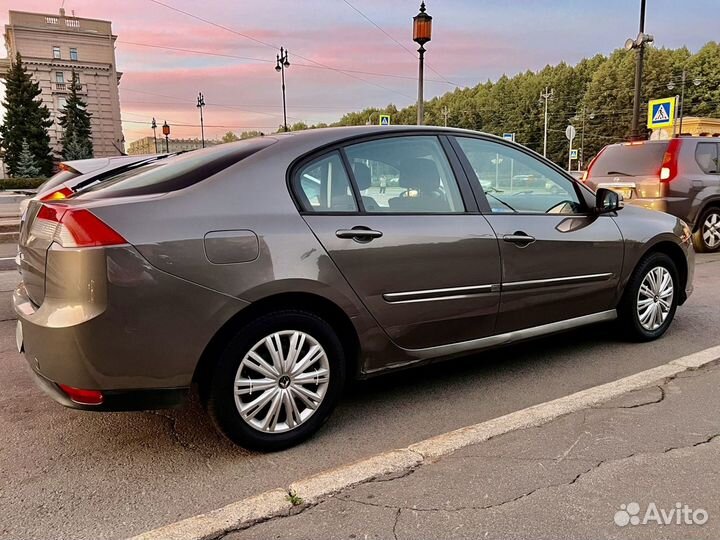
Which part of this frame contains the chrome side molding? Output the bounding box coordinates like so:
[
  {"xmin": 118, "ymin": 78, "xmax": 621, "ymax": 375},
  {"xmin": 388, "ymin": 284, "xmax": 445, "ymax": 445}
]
[{"xmin": 385, "ymin": 309, "xmax": 618, "ymax": 363}]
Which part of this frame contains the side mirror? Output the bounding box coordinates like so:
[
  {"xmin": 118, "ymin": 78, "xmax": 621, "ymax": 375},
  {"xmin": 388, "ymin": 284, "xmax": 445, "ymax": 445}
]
[{"xmin": 596, "ymin": 187, "xmax": 623, "ymax": 214}]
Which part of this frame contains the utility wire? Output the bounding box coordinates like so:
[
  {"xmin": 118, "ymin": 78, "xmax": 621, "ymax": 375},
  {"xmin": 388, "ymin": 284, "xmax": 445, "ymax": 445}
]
[{"xmin": 145, "ymin": 0, "xmax": 415, "ymax": 100}]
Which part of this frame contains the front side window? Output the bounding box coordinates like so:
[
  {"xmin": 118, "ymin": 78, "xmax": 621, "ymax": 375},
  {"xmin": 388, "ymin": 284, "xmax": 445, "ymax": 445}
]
[
  {"xmin": 70, "ymin": 48, "xmax": 78, "ymax": 61},
  {"xmin": 344, "ymin": 136, "xmax": 465, "ymax": 213},
  {"xmin": 455, "ymin": 137, "xmax": 583, "ymax": 215},
  {"xmin": 55, "ymin": 72, "xmax": 65, "ymax": 84},
  {"xmin": 695, "ymin": 143, "xmax": 719, "ymax": 174},
  {"xmin": 295, "ymin": 152, "xmax": 357, "ymax": 213},
  {"xmin": 52, "ymin": 46, "xmax": 61, "ymax": 59}
]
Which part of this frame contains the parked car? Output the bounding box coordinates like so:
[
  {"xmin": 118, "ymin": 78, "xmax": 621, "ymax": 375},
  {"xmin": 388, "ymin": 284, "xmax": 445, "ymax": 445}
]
[
  {"xmin": 14, "ymin": 127, "xmax": 694, "ymax": 450},
  {"xmin": 584, "ymin": 138, "xmax": 720, "ymax": 252}
]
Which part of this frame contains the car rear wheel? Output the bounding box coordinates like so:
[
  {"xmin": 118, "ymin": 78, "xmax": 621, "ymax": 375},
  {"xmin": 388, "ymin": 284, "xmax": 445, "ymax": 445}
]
[
  {"xmin": 693, "ymin": 207, "xmax": 720, "ymax": 253},
  {"xmin": 618, "ymin": 252, "xmax": 678, "ymax": 342},
  {"xmin": 207, "ymin": 310, "xmax": 346, "ymax": 451}
]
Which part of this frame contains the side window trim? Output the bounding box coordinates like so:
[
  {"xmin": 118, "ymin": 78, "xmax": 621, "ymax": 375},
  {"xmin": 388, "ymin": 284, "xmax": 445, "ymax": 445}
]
[
  {"xmin": 449, "ymin": 134, "xmax": 590, "ymax": 216},
  {"xmin": 338, "ymin": 147, "xmax": 367, "ymax": 213},
  {"xmin": 438, "ymin": 135, "xmax": 480, "ymax": 213},
  {"xmin": 446, "ymin": 136, "xmax": 492, "ymax": 213}
]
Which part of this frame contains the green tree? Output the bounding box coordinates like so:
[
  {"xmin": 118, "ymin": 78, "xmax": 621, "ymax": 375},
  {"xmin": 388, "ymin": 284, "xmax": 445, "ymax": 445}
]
[
  {"xmin": 15, "ymin": 139, "xmax": 41, "ymax": 178},
  {"xmin": 0, "ymin": 53, "xmax": 53, "ymax": 177},
  {"xmin": 58, "ymin": 70, "xmax": 93, "ymax": 160},
  {"xmin": 221, "ymin": 130, "xmax": 240, "ymax": 143}
]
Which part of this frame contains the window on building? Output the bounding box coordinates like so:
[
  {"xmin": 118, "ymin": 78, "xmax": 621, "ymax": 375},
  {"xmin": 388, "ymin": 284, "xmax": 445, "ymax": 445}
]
[
  {"xmin": 52, "ymin": 46, "xmax": 61, "ymax": 59},
  {"xmin": 57, "ymin": 97, "xmax": 68, "ymax": 110},
  {"xmin": 70, "ymin": 48, "xmax": 78, "ymax": 61},
  {"xmin": 55, "ymin": 72, "xmax": 65, "ymax": 84}
]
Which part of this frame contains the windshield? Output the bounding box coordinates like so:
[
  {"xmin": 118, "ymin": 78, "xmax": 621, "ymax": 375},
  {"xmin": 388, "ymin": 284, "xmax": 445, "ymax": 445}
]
[
  {"xmin": 76, "ymin": 138, "xmax": 276, "ymax": 199},
  {"xmin": 590, "ymin": 142, "xmax": 669, "ymax": 177}
]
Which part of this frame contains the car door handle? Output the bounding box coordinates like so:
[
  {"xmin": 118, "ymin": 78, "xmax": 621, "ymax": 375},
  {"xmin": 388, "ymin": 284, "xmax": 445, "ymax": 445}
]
[
  {"xmin": 503, "ymin": 232, "xmax": 536, "ymax": 246},
  {"xmin": 336, "ymin": 227, "xmax": 383, "ymax": 240}
]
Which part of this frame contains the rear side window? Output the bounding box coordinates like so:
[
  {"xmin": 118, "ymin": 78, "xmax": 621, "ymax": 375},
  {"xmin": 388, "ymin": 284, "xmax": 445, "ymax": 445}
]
[
  {"xmin": 695, "ymin": 143, "xmax": 719, "ymax": 174},
  {"xmin": 590, "ymin": 143, "xmax": 669, "ymax": 177},
  {"xmin": 77, "ymin": 138, "xmax": 276, "ymax": 199},
  {"xmin": 294, "ymin": 152, "xmax": 357, "ymax": 212}
]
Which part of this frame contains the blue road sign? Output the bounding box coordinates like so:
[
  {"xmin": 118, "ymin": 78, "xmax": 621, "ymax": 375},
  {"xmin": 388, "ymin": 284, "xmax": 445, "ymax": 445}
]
[
  {"xmin": 647, "ymin": 97, "xmax": 676, "ymax": 129},
  {"xmin": 379, "ymin": 115, "xmax": 391, "ymax": 126},
  {"xmin": 502, "ymin": 133, "xmax": 515, "ymax": 142}
]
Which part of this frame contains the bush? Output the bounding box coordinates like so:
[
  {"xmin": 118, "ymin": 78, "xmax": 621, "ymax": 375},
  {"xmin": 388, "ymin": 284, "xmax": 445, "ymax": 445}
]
[{"xmin": 0, "ymin": 177, "xmax": 46, "ymax": 190}]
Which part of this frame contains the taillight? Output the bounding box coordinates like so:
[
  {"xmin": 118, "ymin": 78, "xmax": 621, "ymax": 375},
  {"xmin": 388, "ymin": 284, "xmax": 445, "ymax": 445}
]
[
  {"xmin": 660, "ymin": 138, "xmax": 682, "ymax": 182},
  {"xmin": 583, "ymin": 146, "xmax": 607, "ymax": 181},
  {"xmin": 41, "ymin": 186, "xmax": 74, "ymax": 201},
  {"xmin": 30, "ymin": 204, "xmax": 127, "ymax": 248}
]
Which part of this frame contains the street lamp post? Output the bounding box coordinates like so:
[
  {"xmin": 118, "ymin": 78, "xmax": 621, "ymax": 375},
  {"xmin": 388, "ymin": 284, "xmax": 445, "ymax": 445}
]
[
  {"xmin": 151, "ymin": 117, "xmax": 158, "ymax": 153},
  {"xmin": 540, "ymin": 87, "xmax": 553, "ymax": 158},
  {"xmin": 162, "ymin": 121, "xmax": 170, "ymax": 153},
  {"xmin": 275, "ymin": 47, "xmax": 290, "ymax": 132},
  {"xmin": 625, "ymin": 0, "xmax": 653, "ymax": 141},
  {"xmin": 413, "ymin": 2, "xmax": 432, "ymax": 126},
  {"xmin": 197, "ymin": 92, "xmax": 206, "ymax": 148},
  {"xmin": 668, "ymin": 71, "xmax": 702, "ymax": 135}
]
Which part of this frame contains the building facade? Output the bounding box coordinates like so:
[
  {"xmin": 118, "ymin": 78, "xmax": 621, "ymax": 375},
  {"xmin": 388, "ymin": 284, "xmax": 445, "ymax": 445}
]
[
  {"xmin": 2, "ymin": 8, "xmax": 124, "ymax": 157},
  {"xmin": 127, "ymin": 136, "xmax": 218, "ymax": 155}
]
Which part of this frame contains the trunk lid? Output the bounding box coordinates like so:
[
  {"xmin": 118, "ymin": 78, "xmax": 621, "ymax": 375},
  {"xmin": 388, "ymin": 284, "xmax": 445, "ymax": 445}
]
[{"xmin": 585, "ymin": 141, "xmax": 670, "ymax": 200}]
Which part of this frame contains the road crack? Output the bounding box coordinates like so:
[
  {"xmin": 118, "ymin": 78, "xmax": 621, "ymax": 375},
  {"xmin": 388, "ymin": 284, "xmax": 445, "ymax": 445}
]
[{"xmin": 338, "ymin": 433, "xmax": 720, "ymax": 515}]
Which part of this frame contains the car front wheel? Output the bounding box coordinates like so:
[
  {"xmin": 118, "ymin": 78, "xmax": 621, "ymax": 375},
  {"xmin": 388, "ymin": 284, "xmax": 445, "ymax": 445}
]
[
  {"xmin": 693, "ymin": 207, "xmax": 720, "ymax": 253},
  {"xmin": 618, "ymin": 252, "xmax": 679, "ymax": 342},
  {"xmin": 207, "ymin": 310, "xmax": 346, "ymax": 451}
]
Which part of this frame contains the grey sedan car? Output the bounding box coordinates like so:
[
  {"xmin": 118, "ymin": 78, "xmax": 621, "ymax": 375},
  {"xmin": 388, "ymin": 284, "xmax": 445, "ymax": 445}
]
[{"xmin": 14, "ymin": 126, "xmax": 694, "ymax": 450}]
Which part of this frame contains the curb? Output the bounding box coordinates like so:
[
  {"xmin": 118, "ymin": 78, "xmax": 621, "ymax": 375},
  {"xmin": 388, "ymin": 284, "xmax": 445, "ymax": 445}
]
[{"xmin": 128, "ymin": 344, "xmax": 720, "ymax": 540}]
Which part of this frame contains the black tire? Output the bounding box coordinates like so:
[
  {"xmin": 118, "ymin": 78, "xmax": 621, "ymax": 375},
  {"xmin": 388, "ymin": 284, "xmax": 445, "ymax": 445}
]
[
  {"xmin": 618, "ymin": 252, "xmax": 679, "ymax": 342},
  {"xmin": 692, "ymin": 206, "xmax": 720, "ymax": 253},
  {"xmin": 207, "ymin": 310, "xmax": 346, "ymax": 451}
]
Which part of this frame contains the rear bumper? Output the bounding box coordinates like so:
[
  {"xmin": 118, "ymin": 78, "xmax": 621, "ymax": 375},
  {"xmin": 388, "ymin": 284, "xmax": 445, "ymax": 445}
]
[
  {"xmin": 13, "ymin": 244, "xmax": 248, "ymax": 395},
  {"xmin": 27, "ymin": 363, "xmax": 188, "ymax": 411}
]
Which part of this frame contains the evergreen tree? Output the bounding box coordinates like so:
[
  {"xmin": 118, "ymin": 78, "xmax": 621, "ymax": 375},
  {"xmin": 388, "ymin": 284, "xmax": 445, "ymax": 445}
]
[
  {"xmin": 0, "ymin": 53, "xmax": 53, "ymax": 177},
  {"xmin": 58, "ymin": 70, "xmax": 93, "ymax": 160},
  {"xmin": 15, "ymin": 139, "xmax": 41, "ymax": 178}
]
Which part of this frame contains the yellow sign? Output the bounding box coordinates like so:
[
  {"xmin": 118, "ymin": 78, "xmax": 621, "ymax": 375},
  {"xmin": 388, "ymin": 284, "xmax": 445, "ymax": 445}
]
[
  {"xmin": 379, "ymin": 114, "xmax": 391, "ymax": 126},
  {"xmin": 647, "ymin": 97, "xmax": 676, "ymax": 129}
]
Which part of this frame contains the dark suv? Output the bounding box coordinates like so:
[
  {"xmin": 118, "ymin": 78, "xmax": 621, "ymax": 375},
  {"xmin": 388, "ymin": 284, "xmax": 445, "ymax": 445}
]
[{"xmin": 585, "ymin": 137, "xmax": 720, "ymax": 252}]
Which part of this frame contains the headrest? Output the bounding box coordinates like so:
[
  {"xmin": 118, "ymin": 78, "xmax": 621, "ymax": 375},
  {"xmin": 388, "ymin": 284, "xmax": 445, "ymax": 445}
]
[
  {"xmin": 399, "ymin": 158, "xmax": 440, "ymax": 192},
  {"xmin": 353, "ymin": 162, "xmax": 372, "ymax": 190}
]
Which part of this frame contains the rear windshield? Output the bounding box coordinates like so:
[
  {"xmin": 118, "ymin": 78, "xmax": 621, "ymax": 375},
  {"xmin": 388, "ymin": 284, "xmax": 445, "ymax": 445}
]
[
  {"xmin": 76, "ymin": 137, "xmax": 276, "ymax": 199},
  {"xmin": 590, "ymin": 142, "xmax": 669, "ymax": 177}
]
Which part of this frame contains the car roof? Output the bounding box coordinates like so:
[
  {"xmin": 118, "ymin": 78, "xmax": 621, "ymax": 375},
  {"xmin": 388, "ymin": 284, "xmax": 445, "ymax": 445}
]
[{"xmin": 249, "ymin": 125, "xmax": 497, "ymax": 152}]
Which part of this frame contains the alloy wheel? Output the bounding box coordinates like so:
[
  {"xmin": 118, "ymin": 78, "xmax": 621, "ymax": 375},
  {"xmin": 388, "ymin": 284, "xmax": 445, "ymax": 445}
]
[
  {"xmin": 702, "ymin": 211, "xmax": 720, "ymax": 250},
  {"xmin": 636, "ymin": 266, "xmax": 674, "ymax": 331},
  {"xmin": 233, "ymin": 330, "xmax": 330, "ymax": 433}
]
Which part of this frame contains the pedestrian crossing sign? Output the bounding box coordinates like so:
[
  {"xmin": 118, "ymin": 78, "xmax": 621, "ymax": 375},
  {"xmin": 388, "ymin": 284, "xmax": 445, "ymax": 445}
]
[
  {"xmin": 379, "ymin": 115, "xmax": 391, "ymax": 126},
  {"xmin": 570, "ymin": 149, "xmax": 578, "ymax": 160},
  {"xmin": 647, "ymin": 97, "xmax": 676, "ymax": 129}
]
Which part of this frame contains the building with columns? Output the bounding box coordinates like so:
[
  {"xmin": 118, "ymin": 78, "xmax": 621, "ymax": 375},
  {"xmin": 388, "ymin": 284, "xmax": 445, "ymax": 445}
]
[{"xmin": 1, "ymin": 8, "xmax": 124, "ymax": 157}]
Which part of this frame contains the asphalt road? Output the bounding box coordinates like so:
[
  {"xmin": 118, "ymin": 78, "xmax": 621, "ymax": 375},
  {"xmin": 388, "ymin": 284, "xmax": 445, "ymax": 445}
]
[{"xmin": 1, "ymin": 253, "xmax": 719, "ymax": 540}]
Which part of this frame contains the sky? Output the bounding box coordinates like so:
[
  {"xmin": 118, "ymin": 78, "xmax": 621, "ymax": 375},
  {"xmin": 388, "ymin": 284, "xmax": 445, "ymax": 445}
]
[{"xmin": 0, "ymin": 0, "xmax": 717, "ymax": 144}]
